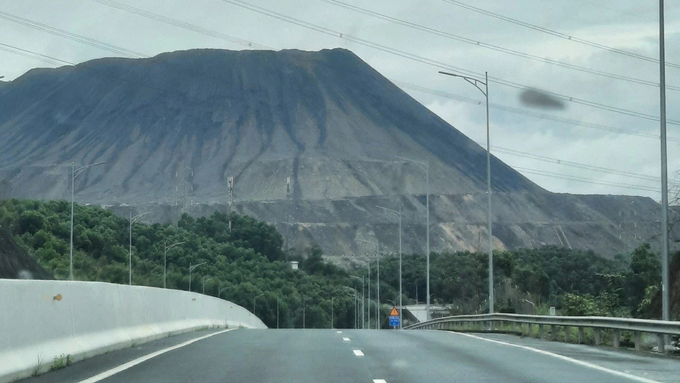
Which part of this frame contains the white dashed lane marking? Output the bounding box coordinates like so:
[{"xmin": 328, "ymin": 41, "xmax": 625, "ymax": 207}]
[
  {"xmin": 336, "ymin": 330, "xmax": 342, "ymax": 334},
  {"xmin": 353, "ymin": 349, "xmax": 364, "ymax": 356},
  {"xmin": 373, "ymin": 380, "xmax": 387, "ymax": 383},
  {"xmin": 343, "ymin": 337, "xmax": 350, "ymax": 342}
]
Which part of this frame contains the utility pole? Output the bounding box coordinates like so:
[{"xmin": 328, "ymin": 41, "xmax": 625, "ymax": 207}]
[
  {"xmin": 129, "ymin": 210, "xmax": 154, "ymax": 285},
  {"xmin": 202, "ymin": 276, "xmax": 213, "ymax": 294},
  {"xmin": 376, "ymin": 205, "xmax": 402, "ymax": 329},
  {"xmin": 286, "ymin": 176, "xmax": 292, "ymax": 253},
  {"xmin": 367, "ymin": 259, "xmax": 371, "ymax": 329},
  {"xmin": 426, "ymin": 157, "xmax": 430, "ymax": 320},
  {"xmin": 164, "ymin": 241, "xmax": 185, "ymax": 289},
  {"xmin": 69, "ymin": 161, "xmax": 105, "ymax": 281},
  {"xmin": 277, "ymin": 298, "xmax": 280, "ymax": 329},
  {"xmin": 376, "ymin": 242, "xmax": 380, "ymax": 329},
  {"xmin": 188, "ymin": 262, "xmax": 205, "ymax": 292},
  {"xmin": 253, "ymin": 293, "xmax": 264, "ymax": 316},
  {"xmin": 395, "ymin": 156, "xmax": 430, "ymax": 320},
  {"xmin": 228, "ymin": 176, "xmax": 234, "ymax": 232},
  {"xmin": 331, "ymin": 297, "xmax": 334, "ymax": 329},
  {"xmin": 439, "ymin": 70, "xmax": 493, "ymax": 315},
  {"xmin": 302, "ymin": 296, "xmax": 307, "ymax": 329},
  {"xmin": 659, "ymin": 0, "xmax": 671, "ymax": 347}
]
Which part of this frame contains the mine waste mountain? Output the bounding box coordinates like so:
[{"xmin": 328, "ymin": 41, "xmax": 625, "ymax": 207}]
[{"xmin": 0, "ymin": 48, "xmax": 661, "ymax": 258}]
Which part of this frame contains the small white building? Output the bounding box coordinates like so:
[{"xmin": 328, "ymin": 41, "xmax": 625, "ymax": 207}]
[{"xmin": 290, "ymin": 261, "xmax": 299, "ymax": 270}]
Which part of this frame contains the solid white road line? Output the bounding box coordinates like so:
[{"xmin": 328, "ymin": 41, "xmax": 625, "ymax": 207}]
[
  {"xmin": 353, "ymin": 349, "xmax": 364, "ymax": 356},
  {"xmin": 373, "ymin": 380, "xmax": 387, "ymax": 383},
  {"xmin": 343, "ymin": 337, "xmax": 351, "ymax": 342},
  {"xmin": 449, "ymin": 332, "xmax": 662, "ymax": 383},
  {"xmin": 77, "ymin": 329, "xmax": 235, "ymax": 383}
]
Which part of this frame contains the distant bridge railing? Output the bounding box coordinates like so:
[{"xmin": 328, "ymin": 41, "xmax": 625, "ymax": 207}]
[{"xmin": 404, "ymin": 313, "xmax": 680, "ymax": 352}]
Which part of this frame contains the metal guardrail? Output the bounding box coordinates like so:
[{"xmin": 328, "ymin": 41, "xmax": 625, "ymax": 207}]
[{"xmin": 404, "ymin": 313, "xmax": 680, "ymax": 352}]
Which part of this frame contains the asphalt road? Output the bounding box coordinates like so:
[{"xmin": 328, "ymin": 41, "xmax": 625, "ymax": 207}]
[{"xmin": 20, "ymin": 329, "xmax": 680, "ymax": 383}]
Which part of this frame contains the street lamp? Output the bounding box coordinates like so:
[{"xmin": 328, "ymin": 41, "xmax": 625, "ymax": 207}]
[
  {"xmin": 302, "ymin": 296, "xmax": 309, "ymax": 329},
  {"xmin": 376, "ymin": 205, "xmax": 402, "ymax": 329},
  {"xmin": 395, "ymin": 156, "xmax": 430, "ymax": 320},
  {"xmin": 350, "ymin": 275, "xmax": 365, "ymax": 329},
  {"xmin": 69, "ymin": 161, "xmax": 105, "ymax": 280},
  {"xmin": 218, "ymin": 283, "xmax": 229, "ymax": 299},
  {"xmin": 129, "ymin": 209, "xmax": 154, "ymax": 285},
  {"xmin": 164, "ymin": 241, "xmax": 185, "ymax": 288},
  {"xmin": 659, "ymin": 0, "xmax": 671, "ymax": 346},
  {"xmin": 339, "ymin": 286, "xmax": 358, "ymax": 329},
  {"xmin": 331, "ymin": 297, "xmax": 334, "ymax": 329},
  {"xmin": 202, "ymin": 276, "xmax": 214, "ymax": 294},
  {"xmin": 358, "ymin": 238, "xmax": 380, "ymax": 329},
  {"xmin": 253, "ymin": 293, "xmax": 264, "ymax": 316},
  {"xmin": 439, "ymin": 70, "xmax": 494, "ymax": 315},
  {"xmin": 188, "ymin": 262, "xmax": 206, "ymax": 292}
]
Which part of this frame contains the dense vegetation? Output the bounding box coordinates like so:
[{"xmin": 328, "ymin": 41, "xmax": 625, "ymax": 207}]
[{"xmin": 0, "ymin": 199, "xmax": 671, "ymax": 329}]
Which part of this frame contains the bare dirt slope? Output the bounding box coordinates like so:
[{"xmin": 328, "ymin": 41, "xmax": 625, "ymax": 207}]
[{"xmin": 0, "ymin": 48, "xmax": 659, "ymax": 256}]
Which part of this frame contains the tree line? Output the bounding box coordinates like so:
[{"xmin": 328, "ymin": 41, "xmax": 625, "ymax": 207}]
[{"xmin": 0, "ymin": 199, "xmax": 673, "ymax": 329}]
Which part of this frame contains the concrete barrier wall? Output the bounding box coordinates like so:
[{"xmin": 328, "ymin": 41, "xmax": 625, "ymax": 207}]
[{"xmin": 0, "ymin": 280, "xmax": 266, "ymax": 383}]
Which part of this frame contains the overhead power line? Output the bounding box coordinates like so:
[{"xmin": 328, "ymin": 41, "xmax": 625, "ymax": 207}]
[
  {"xmin": 440, "ymin": 0, "xmax": 680, "ymax": 69},
  {"xmin": 89, "ymin": 0, "xmax": 272, "ymax": 50},
  {"xmin": 487, "ymin": 145, "xmax": 680, "ymax": 186},
  {"xmin": 512, "ymin": 166, "xmax": 660, "ymax": 193},
  {"xmin": 395, "ymin": 81, "xmax": 680, "ymax": 143},
  {"xmin": 218, "ymin": 0, "xmax": 680, "ymax": 126},
  {"xmin": 0, "ymin": 42, "xmax": 74, "ymax": 66},
  {"xmin": 0, "ymin": 11, "xmax": 145, "ymax": 58},
  {"xmin": 320, "ymin": 0, "xmax": 675, "ymax": 91}
]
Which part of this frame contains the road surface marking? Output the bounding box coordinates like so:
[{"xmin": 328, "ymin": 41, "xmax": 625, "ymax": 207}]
[
  {"xmin": 336, "ymin": 330, "xmax": 342, "ymax": 334},
  {"xmin": 343, "ymin": 337, "xmax": 351, "ymax": 341},
  {"xmin": 373, "ymin": 380, "xmax": 387, "ymax": 383},
  {"xmin": 449, "ymin": 332, "xmax": 662, "ymax": 383},
  {"xmin": 353, "ymin": 349, "xmax": 364, "ymax": 356},
  {"xmin": 77, "ymin": 328, "xmax": 235, "ymax": 383}
]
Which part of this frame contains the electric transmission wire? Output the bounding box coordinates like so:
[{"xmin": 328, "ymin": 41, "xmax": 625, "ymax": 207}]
[
  {"xmin": 218, "ymin": 0, "xmax": 680, "ymax": 126},
  {"xmin": 395, "ymin": 81, "xmax": 680, "ymax": 143},
  {"xmin": 0, "ymin": 11, "xmax": 145, "ymax": 58},
  {"xmin": 0, "ymin": 42, "xmax": 74, "ymax": 66},
  {"xmin": 440, "ymin": 0, "xmax": 680, "ymax": 69},
  {"xmin": 89, "ymin": 0, "xmax": 272, "ymax": 50},
  {"xmin": 486, "ymin": 144, "xmax": 680, "ymax": 185},
  {"xmin": 320, "ymin": 0, "xmax": 674, "ymax": 91},
  {"xmin": 512, "ymin": 166, "xmax": 660, "ymax": 193}
]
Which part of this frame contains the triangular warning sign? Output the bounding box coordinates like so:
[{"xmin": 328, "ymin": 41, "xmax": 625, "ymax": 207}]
[{"xmin": 389, "ymin": 307, "xmax": 399, "ymax": 316}]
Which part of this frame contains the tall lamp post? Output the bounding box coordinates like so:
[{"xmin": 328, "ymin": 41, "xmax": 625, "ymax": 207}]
[
  {"xmin": 376, "ymin": 205, "xmax": 402, "ymax": 329},
  {"xmin": 69, "ymin": 161, "xmax": 105, "ymax": 280},
  {"xmin": 350, "ymin": 275, "xmax": 365, "ymax": 329},
  {"xmin": 302, "ymin": 296, "xmax": 309, "ymax": 329},
  {"xmin": 188, "ymin": 262, "xmax": 206, "ymax": 292},
  {"xmin": 253, "ymin": 293, "xmax": 264, "ymax": 316},
  {"xmin": 129, "ymin": 210, "xmax": 154, "ymax": 285},
  {"xmin": 439, "ymin": 70, "xmax": 494, "ymax": 315},
  {"xmin": 358, "ymin": 238, "xmax": 380, "ymax": 329},
  {"xmin": 164, "ymin": 241, "xmax": 185, "ymax": 288},
  {"xmin": 395, "ymin": 156, "xmax": 430, "ymax": 320},
  {"xmin": 218, "ymin": 283, "xmax": 229, "ymax": 299},
  {"xmin": 202, "ymin": 276, "xmax": 214, "ymax": 294},
  {"xmin": 659, "ymin": 0, "xmax": 671, "ymax": 346}
]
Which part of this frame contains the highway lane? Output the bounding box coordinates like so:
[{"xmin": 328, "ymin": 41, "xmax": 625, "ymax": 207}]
[{"xmin": 20, "ymin": 329, "xmax": 680, "ymax": 383}]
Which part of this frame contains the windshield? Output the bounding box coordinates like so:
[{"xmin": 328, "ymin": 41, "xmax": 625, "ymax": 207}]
[{"xmin": 0, "ymin": 1, "xmax": 678, "ymax": 382}]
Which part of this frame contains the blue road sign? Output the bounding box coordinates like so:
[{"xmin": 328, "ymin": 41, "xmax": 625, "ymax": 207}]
[{"xmin": 389, "ymin": 315, "xmax": 399, "ymax": 327}]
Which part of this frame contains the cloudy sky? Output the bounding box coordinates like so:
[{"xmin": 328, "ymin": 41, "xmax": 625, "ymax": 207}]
[{"xmin": 1, "ymin": 0, "xmax": 679, "ymax": 200}]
